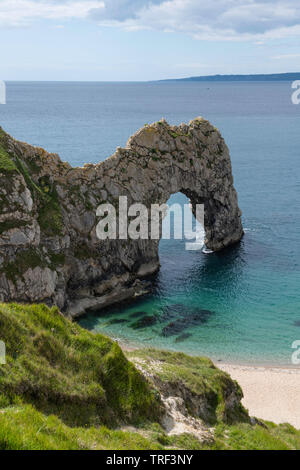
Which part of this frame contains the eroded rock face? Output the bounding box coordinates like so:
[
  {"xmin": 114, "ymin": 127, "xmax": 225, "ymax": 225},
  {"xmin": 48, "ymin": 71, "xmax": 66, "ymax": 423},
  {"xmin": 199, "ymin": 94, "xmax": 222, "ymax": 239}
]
[{"xmin": 0, "ymin": 118, "xmax": 243, "ymax": 316}]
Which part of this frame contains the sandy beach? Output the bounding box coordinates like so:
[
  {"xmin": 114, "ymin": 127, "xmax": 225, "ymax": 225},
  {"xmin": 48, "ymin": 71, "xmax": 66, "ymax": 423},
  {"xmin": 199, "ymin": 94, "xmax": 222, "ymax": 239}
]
[{"xmin": 218, "ymin": 363, "xmax": 300, "ymax": 429}]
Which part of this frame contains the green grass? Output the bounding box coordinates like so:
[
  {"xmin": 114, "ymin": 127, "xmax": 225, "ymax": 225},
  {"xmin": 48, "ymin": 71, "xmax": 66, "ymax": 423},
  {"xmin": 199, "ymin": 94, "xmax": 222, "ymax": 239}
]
[
  {"xmin": 25, "ymin": 158, "xmax": 41, "ymax": 175},
  {"xmin": 48, "ymin": 252, "xmax": 66, "ymax": 268},
  {"xmin": 0, "ymin": 149, "xmax": 17, "ymax": 173},
  {"xmin": 13, "ymin": 154, "xmax": 63, "ymax": 237},
  {"xmin": 1, "ymin": 402, "xmax": 300, "ymax": 450},
  {"xmin": 0, "ymin": 304, "xmax": 299, "ymax": 450},
  {"xmin": 0, "ymin": 128, "xmax": 62, "ymax": 237},
  {"xmin": 128, "ymin": 349, "xmax": 249, "ymax": 425},
  {"xmin": 36, "ymin": 176, "xmax": 63, "ymax": 236},
  {"xmin": 2, "ymin": 248, "xmax": 67, "ymax": 284},
  {"xmin": 0, "ymin": 303, "xmax": 161, "ymax": 428},
  {"xmin": 0, "ymin": 220, "xmax": 28, "ymax": 235},
  {"xmin": 211, "ymin": 422, "xmax": 300, "ymax": 450},
  {"xmin": 14, "ymin": 159, "xmax": 63, "ymax": 236},
  {"xmin": 37, "ymin": 197, "xmax": 63, "ymax": 236},
  {"xmin": 74, "ymin": 243, "xmax": 92, "ymax": 260},
  {"xmin": 14, "ymin": 155, "xmax": 44, "ymax": 198},
  {"xmin": 0, "ymin": 129, "xmax": 17, "ymax": 173},
  {"xmin": 2, "ymin": 249, "xmax": 47, "ymax": 284},
  {"xmin": 0, "ymin": 404, "xmax": 164, "ymax": 450}
]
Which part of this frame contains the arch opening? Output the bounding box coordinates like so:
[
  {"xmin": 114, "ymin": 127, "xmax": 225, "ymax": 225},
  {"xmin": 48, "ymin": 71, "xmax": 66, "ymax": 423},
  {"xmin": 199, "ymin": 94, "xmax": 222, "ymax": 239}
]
[{"xmin": 160, "ymin": 192, "xmax": 205, "ymax": 254}]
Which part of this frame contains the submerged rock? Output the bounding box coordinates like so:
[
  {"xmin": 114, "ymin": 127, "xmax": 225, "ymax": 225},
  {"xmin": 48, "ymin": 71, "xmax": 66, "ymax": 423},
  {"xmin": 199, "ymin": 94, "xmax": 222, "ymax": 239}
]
[
  {"xmin": 162, "ymin": 320, "xmax": 187, "ymax": 337},
  {"xmin": 160, "ymin": 304, "xmax": 185, "ymax": 320},
  {"xmin": 175, "ymin": 333, "xmax": 192, "ymax": 343},
  {"xmin": 160, "ymin": 304, "xmax": 213, "ymax": 320},
  {"xmin": 107, "ymin": 318, "xmax": 127, "ymax": 325},
  {"xmin": 162, "ymin": 309, "xmax": 212, "ymax": 337},
  {"xmin": 131, "ymin": 315, "xmax": 157, "ymax": 330},
  {"xmin": 130, "ymin": 311, "xmax": 149, "ymax": 319}
]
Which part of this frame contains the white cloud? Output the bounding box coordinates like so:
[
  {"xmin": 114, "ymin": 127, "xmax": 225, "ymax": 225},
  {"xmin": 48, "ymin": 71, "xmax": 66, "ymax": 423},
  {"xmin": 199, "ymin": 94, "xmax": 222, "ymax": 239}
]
[
  {"xmin": 175, "ymin": 63, "xmax": 211, "ymax": 68},
  {"xmin": 89, "ymin": 0, "xmax": 300, "ymax": 41},
  {"xmin": 273, "ymin": 53, "xmax": 300, "ymax": 59},
  {"xmin": 0, "ymin": 0, "xmax": 104, "ymax": 27},
  {"xmin": 1, "ymin": 0, "xmax": 300, "ymax": 42},
  {"xmin": 89, "ymin": 0, "xmax": 163, "ymax": 22}
]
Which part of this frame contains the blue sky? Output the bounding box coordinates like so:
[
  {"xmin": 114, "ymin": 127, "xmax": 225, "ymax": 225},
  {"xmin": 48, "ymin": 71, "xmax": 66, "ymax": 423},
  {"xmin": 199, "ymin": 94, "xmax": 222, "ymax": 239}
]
[{"xmin": 0, "ymin": 0, "xmax": 300, "ymax": 81}]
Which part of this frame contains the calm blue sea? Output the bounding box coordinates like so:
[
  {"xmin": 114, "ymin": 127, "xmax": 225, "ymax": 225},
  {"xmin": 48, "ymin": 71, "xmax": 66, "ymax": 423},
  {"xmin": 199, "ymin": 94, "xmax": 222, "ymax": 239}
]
[{"xmin": 1, "ymin": 81, "xmax": 300, "ymax": 365}]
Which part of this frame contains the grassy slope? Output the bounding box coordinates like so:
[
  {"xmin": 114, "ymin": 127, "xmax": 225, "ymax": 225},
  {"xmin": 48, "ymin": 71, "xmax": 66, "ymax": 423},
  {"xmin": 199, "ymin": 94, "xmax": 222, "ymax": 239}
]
[
  {"xmin": 0, "ymin": 303, "xmax": 160, "ymax": 428},
  {"xmin": 0, "ymin": 303, "xmax": 300, "ymax": 450},
  {"xmin": 0, "ymin": 128, "xmax": 18, "ymax": 173}
]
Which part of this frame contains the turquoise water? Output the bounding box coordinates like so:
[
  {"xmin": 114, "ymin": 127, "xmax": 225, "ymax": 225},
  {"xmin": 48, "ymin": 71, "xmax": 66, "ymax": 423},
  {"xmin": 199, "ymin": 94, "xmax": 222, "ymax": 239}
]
[{"xmin": 1, "ymin": 81, "xmax": 300, "ymax": 365}]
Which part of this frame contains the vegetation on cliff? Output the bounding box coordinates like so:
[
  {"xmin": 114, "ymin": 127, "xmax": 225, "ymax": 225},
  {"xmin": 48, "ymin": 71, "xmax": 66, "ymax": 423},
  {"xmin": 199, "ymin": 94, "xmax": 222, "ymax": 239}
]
[
  {"xmin": 0, "ymin": 303, "xmax": 300, "ymax": 450},
  {"xmin": 128, "ymin": 349, "xmax": 249, "ymax": 425},
  {"xmin": 0, "ymin": 128, "xmax": 18, "ymax": 173},
  {"xmin": 0, "ymin": 303, "xmax": 161, "ymax": 428}
]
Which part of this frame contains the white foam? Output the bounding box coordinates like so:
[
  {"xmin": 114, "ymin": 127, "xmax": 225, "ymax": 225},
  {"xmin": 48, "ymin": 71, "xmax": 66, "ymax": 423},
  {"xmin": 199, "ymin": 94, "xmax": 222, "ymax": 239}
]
[{"xmin": 202, "ymin": 246, "xmax": 214, "ymax": 254}]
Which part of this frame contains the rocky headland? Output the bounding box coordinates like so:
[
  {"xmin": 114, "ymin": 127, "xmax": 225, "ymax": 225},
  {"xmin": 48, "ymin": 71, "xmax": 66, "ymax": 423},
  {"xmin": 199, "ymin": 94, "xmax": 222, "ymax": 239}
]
[{"xmin": 0, "ymin": 118, "xmax": 243, "ymax": 317}]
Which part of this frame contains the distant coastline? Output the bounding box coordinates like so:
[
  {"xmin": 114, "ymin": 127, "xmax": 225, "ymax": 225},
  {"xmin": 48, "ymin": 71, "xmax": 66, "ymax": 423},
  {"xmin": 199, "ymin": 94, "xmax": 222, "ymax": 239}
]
[{"xmin": 159, "ymin": 72, "xmax": 300, "ymax": 82}]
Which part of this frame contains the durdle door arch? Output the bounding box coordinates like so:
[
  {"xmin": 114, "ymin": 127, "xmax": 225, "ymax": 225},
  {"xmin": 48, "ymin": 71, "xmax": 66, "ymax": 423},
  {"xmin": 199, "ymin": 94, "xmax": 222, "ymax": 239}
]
[{"xmin": 0, "ymin": 118, "xmax": 243, "ymax": 316}]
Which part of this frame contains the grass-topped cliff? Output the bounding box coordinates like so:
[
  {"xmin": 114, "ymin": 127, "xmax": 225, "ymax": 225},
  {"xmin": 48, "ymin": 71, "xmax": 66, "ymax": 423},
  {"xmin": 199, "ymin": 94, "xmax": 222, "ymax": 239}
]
[{"xmin": 0, "ymin": 303, "xmax": 300, "ymax": 450}]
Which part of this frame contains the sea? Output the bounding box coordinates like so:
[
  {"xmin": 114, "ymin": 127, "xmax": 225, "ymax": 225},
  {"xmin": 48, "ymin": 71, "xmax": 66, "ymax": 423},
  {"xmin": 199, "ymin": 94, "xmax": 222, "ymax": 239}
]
[{"xmin": 1, "ymin": 80, "xmax": 300, "ymax": 365}]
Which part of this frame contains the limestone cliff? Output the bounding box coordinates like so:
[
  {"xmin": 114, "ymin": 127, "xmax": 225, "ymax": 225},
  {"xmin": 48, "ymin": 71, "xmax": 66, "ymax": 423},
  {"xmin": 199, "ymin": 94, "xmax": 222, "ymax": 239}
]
[{"xmin": 0, "ymin": 118, "xmax": 243, "ymax": 316}]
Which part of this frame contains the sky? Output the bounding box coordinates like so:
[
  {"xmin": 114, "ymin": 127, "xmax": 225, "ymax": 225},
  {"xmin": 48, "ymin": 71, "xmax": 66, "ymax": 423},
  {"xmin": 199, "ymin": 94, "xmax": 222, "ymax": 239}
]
[{"xmin": 0, "ymin": 0, "xmax": 300, "ymax": 81}]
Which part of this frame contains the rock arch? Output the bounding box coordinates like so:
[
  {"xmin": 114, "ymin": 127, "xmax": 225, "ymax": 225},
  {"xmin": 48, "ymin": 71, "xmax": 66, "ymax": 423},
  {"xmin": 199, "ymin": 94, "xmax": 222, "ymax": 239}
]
[{"xmin": 0, "ymin": 118, "xmax": 243, "ymax": 315}]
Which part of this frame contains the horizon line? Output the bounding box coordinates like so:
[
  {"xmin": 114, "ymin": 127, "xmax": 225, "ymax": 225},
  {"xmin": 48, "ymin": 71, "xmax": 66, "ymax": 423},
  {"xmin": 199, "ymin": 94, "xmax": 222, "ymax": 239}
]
[{"xmin": 2, "ymin": 72, "xmax": 300, "ymax": 83}]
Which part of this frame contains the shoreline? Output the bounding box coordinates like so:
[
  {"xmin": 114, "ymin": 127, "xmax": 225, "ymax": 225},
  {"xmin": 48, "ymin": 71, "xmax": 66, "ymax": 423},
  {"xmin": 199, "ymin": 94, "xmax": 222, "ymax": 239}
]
[
  {"xmin": 216, "ymin": 362, "xmax": 300, "ymax": 429},
  {"xmin": 117, "ymin": 340, "xmax": 300, "ymax": 429},
  {"xmin": 116, "ymin": 338, "xmax": 299, "ymax": 369}
]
